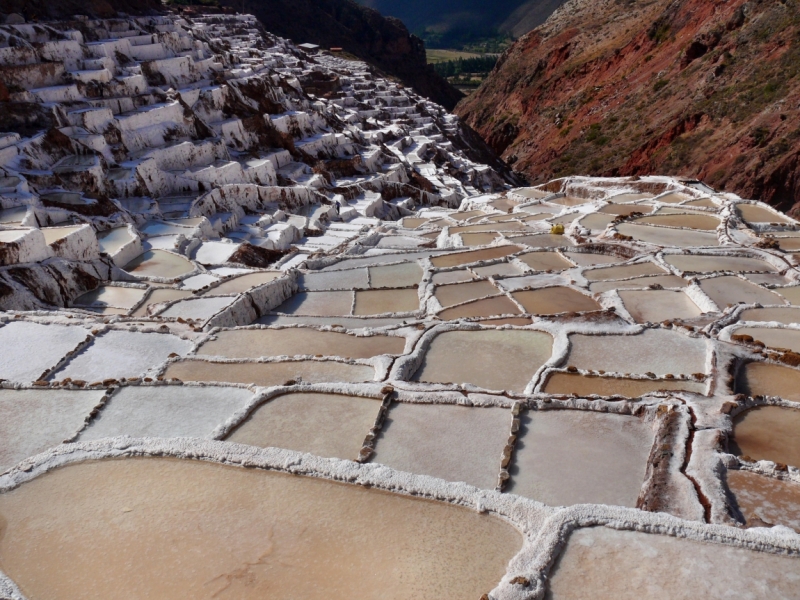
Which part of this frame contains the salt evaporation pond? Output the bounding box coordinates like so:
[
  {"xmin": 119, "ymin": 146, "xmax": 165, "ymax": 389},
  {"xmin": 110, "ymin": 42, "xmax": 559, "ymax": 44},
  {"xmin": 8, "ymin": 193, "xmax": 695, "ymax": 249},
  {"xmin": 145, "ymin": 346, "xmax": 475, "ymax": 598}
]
[
  {"xmin": 735, "ymin": 362, "xmax": 800, "ymax": 401},
  {"xmin": 0, "ymin": 458, "xmax": 522, "ymax": 600},
  {"xmin": 737, "ymin": 203, "xmax": 793, "ymax": 224},
  {"xmin": 96, "ymin": 227, "xmax": 135, "ymax": 255},
  {"xmin": 739, "ymin": 307, "xmax": 800, "ymax": 324},
  {"xmin": 509, "ymin": 410, "xmax": 652, "ymax": 507},
  {"xmin": 0, "ymin": 322, "xmax": 88, "ymax": 384},
  {"xmin": 372, "ymin": 403, "xmax": 510, "ymax": 489},
  {"xmin": 519, "ymin": 251, "xmax": 575, "ymax": 271},
  {"xmin": 434, "ymin": 280, "xmax": 498, "ymax": 307},
  {"xmin": 511, "ymin": 287, "xmax": 601, "ymax": 314},
  {"xmin": 730, "ymin": 405, "xmax": 800, "ymax": 467},
  {"xmin": 664, "ymin": 254, "xmax": 776, "ymax": 273},
  {"xmin": 130, "ymin": 288, "xmax": 193, "ymax": 316},
  {"xmin": 543, "ymin": 373, "xmax": 705, "ymax": 396},
  {"xmin": 699, "ymin": 276, "xmax": 784, "ymax": 307},
  {"xmin": 727, "ymin": 469, "xmax": 800, "ymax": 532},
  {"xmin": 201, "ymin": 271, "xmax": 282, "ymax": 295},
  {"xmin": 634, "ymin": 213, "xmax": 720, "ymax": 230},
  {"xmin": 563, "ymin": 251, "xmax": 624, "ymax": 266},
  {"xmin": 430, "ymin": 245, "xmax": 522, "ymax": 267},
  {"xmin": 73, "ymin": 286, "xmax": 147, "ymax": 310},
  {"xmin": 369, "ymin": 262, "xmax": 423, "ymax": 288},
  {"xmin": 589, "ymin": 274, "xmax": 687, "ymax": 293},
  {"xmin": 437, "ymin": 296, "xmax": 522, "ymax": 319},
  {"xmin": 616, "ymin": 223, "xmax": 720, "ymax": 247},
  {"xmin": 546, "ymin": 527, "xmax": 800, "ymax": 599},
  {"xmin": 198, "ymin": 328, "xmax": 405, "ymax": 358},
  {"xmin": 413, "ymin": 329, "xmax": 553, "ymax": 392},
  {"xmin": 123, "ymin": 250, "xmax": 195, "ymax": 278},
  {"xmin": 566, "ymin": 329, "xmax": 708, "ymax": 376},
  {"xmin": 227, "ymin": 392, "xmax": 382, "ymax": 460},
  {"xmin": 584, "ymin": 261, "xmax": 666, "ymax": 281},
  {"xmin": 471, "ymin": 262, "xmax": 524, "ymax": 277},
  {"xmin": 734, "ymin": 327, "xmax": 800, "ymax": 353},
  {"xmin": 353, "ymin": 288, "xmax": 419, "ymax": 315},
  {"xmin": 165, "ymin": 358, "xmax": 375, "ymax": 386},
  {"xmin": 618, "ymin": 289, "xmax": 702, "ymax": 322}
]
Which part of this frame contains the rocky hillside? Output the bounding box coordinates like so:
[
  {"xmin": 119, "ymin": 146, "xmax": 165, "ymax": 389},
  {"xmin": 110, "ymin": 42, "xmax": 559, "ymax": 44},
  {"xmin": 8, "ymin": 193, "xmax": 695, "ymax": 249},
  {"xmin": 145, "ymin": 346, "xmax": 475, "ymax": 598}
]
[
  {"xmin": 457, "ymin": 0, "xmax": 800, "ymax": 214},
  {"xmin": 0, "ymin": 0, "xmax": 162, "ymax": 20},
  {"xmin": 218, "ymin": 0, "xmax": 464, "ymax": 110}
]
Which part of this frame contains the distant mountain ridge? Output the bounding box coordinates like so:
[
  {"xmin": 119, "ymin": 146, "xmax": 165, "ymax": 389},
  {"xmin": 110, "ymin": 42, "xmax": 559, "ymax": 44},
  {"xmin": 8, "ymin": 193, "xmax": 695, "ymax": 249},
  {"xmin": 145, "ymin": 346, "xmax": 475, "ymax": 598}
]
[{"xmin": 457, "ymin": 0, "xmax": 800, "ymax": 213}]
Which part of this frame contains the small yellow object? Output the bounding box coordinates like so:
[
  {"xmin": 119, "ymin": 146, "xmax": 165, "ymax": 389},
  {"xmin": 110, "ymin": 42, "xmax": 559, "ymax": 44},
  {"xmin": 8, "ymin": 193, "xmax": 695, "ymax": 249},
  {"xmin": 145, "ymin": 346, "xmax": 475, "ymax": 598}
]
[{"xmin": 550, "ymin": 223, "xmax": 565, "ymax": 235}]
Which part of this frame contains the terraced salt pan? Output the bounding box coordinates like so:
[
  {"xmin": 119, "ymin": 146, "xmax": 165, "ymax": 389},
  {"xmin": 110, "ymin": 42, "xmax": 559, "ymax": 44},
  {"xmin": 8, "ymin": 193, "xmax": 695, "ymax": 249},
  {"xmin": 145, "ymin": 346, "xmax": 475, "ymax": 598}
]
[
  {"xmin": 579, "ymin": 213, "xmax": 614, "ymax": 230},
  {"xmin": 736, "ymin": 362, "xmax": 800, "ymax": 401},
  {"xmin": 511, "ymin": 287, "xmax": 601, "ymax": 315},
  {"xmin": 432, "ymin": 270, "xmax": 475, "ymax": 285},
  {"xmin": 430, "ymin": 245, "xmax": 522, "ymax": 268},
  {"xmin": 353, "ymin": 288, "xmax": 419, "ymax": 315},
  {"xmin": 461, "ymin": 232, "xmax": 501, "ymax": 246},
  {"xmin": 563, "ymin": 251, "xmax": 623, "ymax": 266},
  {"xmin": 130, "ymin": 288, "xmax": 193, "ymax": 317},
  {"xmin": 0, "ymin": 389, "xmax": 105, "ymax": 473},
  {"xmin": 227, "ymin": 392, "xmax": 381, "ymax": 460},
  {"xmin": 97, "ymin": 227, "xmax": 135, "ymax": 255},
  {"xmin": 584, "ymin": 261, "xmax": 666, "ymax": 281},
  {"xmin": 275, "ymin": 291, "xmax": 353, "ymax": 316},
  {"xmin": 518, "ymin": 252, "xmax": 574, "ymax": 271},
  {"xmin": 202, "ymin": 272, "xmax": 282, "ymax": 295},
  {"xmin": 164, "ymin": 359, "xmax": 375, "ymax": 386},
  {"xmin": 511, "ymin": 234, "xmax": 574, "ymax": 249},
  {"xmin": 198, "ymin": 328, "xmax": 405, "ymax": 358},
  {"xmin": 124, "ymin": 249, "xmax": 194, "ymax": 278},
  {"xmin": 616, "ymin": 223, "xmax": 720, "ymax": 247},
  {"xmin": 739, "ymin": 307, "xmax": 800, "ymax": 324},
  {"xmin": 78, "ymin": 385, "xmax": 253, "ymax": 441},
  {"xmin": 657, "ymin": 192, "xmax": 693, "ymax": 203},
  {"xmin": 550, "ymin": 196, "xmax": 590, "ymax": 206},
  {"xmin": 730, "ymin": 405, "xmax": 800, "ymax": 467},
  {"xmin": 546, "ymin": 527, "xmax": 800, "ymax": 599},
  {"xmin": 438, "ymin": 296, "xmax": 522, "ymax": 319},
  {"xmin": 634, "ymin": 213, "xmax": 720, "ymax": 230},
  {"xmin": 608, "ymin": 193, "xmax": 654, "ymax": 203},
  {"xmin": 618, "ymin": 289, "xmax": 702, "ymax": 323},
  {"xmin": 413, "ymin": 329, "xmax": 553, "ymax": 392},
  {"xmin": 51, "ymin": 330, "xmax": 193, "ymax": 382},
  {"xmin": 258, "ymin": 315, "xmax": 407, "ymax": 328},
  {"xmin": 665, "ymin": 254, "xmax": 777, "ymax": 273},
  {"xmin": 450, "ymin": 222, "xmax": 528, "ymax": 234},
  {"xmin": 0, "ymin": 458, "xmax": 521, "ymax": 600},
  {"xmin": 543, "ymin": 373, "xmax": 705, "ymax": 396},
  {"xmin": 368, "ymin": 262, "xmax": 423, "ymax": 288},
  {"xmin": 159, "ymin": 296, "xmax": 236, "ymax": 320},
  {"xmin": 737, "ymin": 204, "xmax": 793, "ymax": 224},
  {"xmin": 509, "ymin": 410, "xmax": 652, "ymax": 507},
  {"xmin": 728, "ymin": 470, "xmax": 800, "ymax": 532},
  {"xmin": 0, "ymin": 322, "xmax": 88, "ymax": 383},
  {"xmin": 73, "ymin": 286, "xmax": 147, "ymax": 309},
  {"xmin": 745, "ymin": 272, "xmax": 791, "ymax": 286},
  {"xmin": 566, "ymin": 329, "xmax": 708, "ymax": 376},
  {"xmin": 434, "ymin": 280, "xmax": 499, "ymax": 308},
  {"xmin": 734, "ymin": 327, "xmax": 800, "ymax": 353},
  {"xmin": 777, "ymin": 286, "xmax": 800, "ymax": 305},
  {"xmin": 699, "ymin": 276, "xmax": 785, "ymax": 308},
  {"xmin": 589, "ymin": 274, "xmax": 687, "ymax": 293},
  {"xmin": 300, "ymin": 269, "xmax": 369, "ymax": 291},
  {"xmin": 471, "ymin": 262, "xmax": 524, "ymax": 277},
  {"xmin": 372, "ymin": 403, "xmax": 510, "ymax": 489}
]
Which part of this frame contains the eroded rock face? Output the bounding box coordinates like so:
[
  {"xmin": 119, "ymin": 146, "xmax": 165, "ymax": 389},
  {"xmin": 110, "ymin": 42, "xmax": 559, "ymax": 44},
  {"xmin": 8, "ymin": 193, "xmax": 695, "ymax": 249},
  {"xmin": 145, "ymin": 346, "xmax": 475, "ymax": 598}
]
[{"xmin": 457, "ymin": 0, "xmax": 800, "ymax": 214}]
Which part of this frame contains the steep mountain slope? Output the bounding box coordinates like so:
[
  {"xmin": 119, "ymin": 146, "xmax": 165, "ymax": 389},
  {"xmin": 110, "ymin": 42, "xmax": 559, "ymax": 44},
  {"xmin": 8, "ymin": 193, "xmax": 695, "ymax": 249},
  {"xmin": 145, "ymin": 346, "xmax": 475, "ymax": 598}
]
[
  {"xmin": 457, "ymin": 0, "xmax": 800, "ymax": 213},
  {"xmin": 218, "ymin": 0, "xmax": 464, "ymax": 110},
  {"xmin": 0, "ymin": 0, "xmax": 162, "ymax": 19}
]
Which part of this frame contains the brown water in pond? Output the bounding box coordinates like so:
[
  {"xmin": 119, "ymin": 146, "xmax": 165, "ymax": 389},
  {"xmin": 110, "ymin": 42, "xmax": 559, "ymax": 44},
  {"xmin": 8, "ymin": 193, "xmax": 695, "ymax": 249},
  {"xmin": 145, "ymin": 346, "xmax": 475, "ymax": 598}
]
[
  {"xmin": 438, "ymin": 296, "xmax": 522, "ymax": 320},
  {"xmin": 735, "ymin": 327, "xmax": 800, "ymax": 353},
  {"xmin": 730, "ymin": 405, "xmax": 800, "ymax": 467},
  {"xmin": 509, "ymin": 410, "xmax": 652, "ymax": 507},
  {"xmin": 354, "ymin": 288, "xmax": 419, "ymax": 315},
  {"xmin": 431, "ymin": 246, "xmax": 522, "ymax": 268},
  {"xmin": 657, "ymin": 192, "xmax": 693, "ymax": 204},
  {"xmin": 40, "ymin": 226, "xmax": 82, "ymax": 244},
  {"xmin": 0, "ymin": 458, "xmax": 521, "ymax": 600},
  {"xmin": 73, "ymin": 286, "xmax": 146, "ymax": 309},
  {"xmin": 778, "ymin": 237, "xmax": 800, "ymax": 251},
  {"xmin": 727, "ymin": 469, "xmax": 800, "ymax": 532},
  {"xmin": 460, "ymin": 232, "xmax": 501, "ymax": 246},
  {"xmin": 164, "ymin": 359, "xmax": 375, "ymax": 386},
  {"xmin": 619, "ymin": 289, "xmax": 702, "ymax": 323},
  {"xmin": 514, "ymin": 187, "xmax": 549, "ymax": 199},
  {"xmin": 685, "ymin": 198, "xmax": 718, "ymax": 208},
  {"xmin": 130, "ymin": 288, "xmax": 193, "ymax": 317},
  {"xmin": 471, "ymin": 262, "xmax": 523, "ymax": 278},
  {"xmin": 566, "ymin": 329, "xmax": 708, "ymax": 375},
  {"xmin": 97, "ymin": 227, "xmax": 134, "ymax": 255},
  {"xmin": 450, "ymin": 210, "xmax": 487, "ymax": 221},
  {"xmin": 198, "ymin": 328, "xmax": 405, "ymax": 359},
  {"xmin": 275, "ymin": 291, "xmax": 353, "ymax": 316},
  {"xmin": 512, "ymin": 234, "xmax": 574, "ymax": 248},
  {"xmin": 737, "ymin": 204, "xmax": 792, "ymax": 223},
  {"xmin": 369, "ymin": 263, "xmax": 423, "ymax": 288},
  {"xmin": 435, "ymin": 280, "xmax": 498, "ymax": 307},
  {"xmin": 740, "ymin": 307, "xmax": 800, "ymax": 324},
  {"xmin": 616, "ymin": 223, "xmax": 720, "ymax": 247},
  {"xmin": 608, "ymin": 193, "xmax": 654, "ymax": 203},
  {"xmin": 519, "ymin": 252, "xmax": 574, "ymax": 271},
  {"xmin": 543, "ymin": 372, "xmax": 705, "ymax": 396},
  {"xmin": 563, "ymin": 252, "xmax": 623, "ymax": 267},
  {"xmin": 550, "ymin": 214, "xmax": 579, "ymax": 226},
  {"xmin": 489, "ymin": 198, "xmax": 518, "ymax": 212},
  {"xmin": 202, "ymin": 272, "xmax": 282, "ymax": 296},
  {"xmin": 777, "ymin": 286, "xmax": 800, "ymax": 305},
  {"xmin": 736, "ymin": 362, "xmax": 800, "ymax": 402},
  {"xmin": 450, "ymin": 222, "xmax": 527, "ymax": 234},
  {"xmin": 584, "ymin": 262, "xmax": 666, "ymax": 281},
  {"xmin": 432, "ymin": 270, "xmax": 475, "ymax": 285},
  {"xmin": 545, "ymin": 526, "xmax": 800, "ymax": 599},
  {"xmin": 402, "ymin": 218, "xmax": 430, "ymax": 228},
  {"xmin": 227, "ymin": 392, "xmax": 381, "ymax": 460},
  {"xmin": 512, "ymin": 287, "xmax": 600, "ymax": 315},
  {"xmin": 699, "ymin": 277, "xmax": 784, "ymax": 308},
  {"xmin": 414, "ymin": 329, "xmax": 553, "ymax": 392},
  {"xmin": 371, "ymin": 403, "xmax": 510, "ymax": 489},
  {"xmin": 599, "ymin": 204, "xmax": 653, "ymax": 215},
  {"xmin": 479, "ymin": 317, "xmax": 533, "ymax": 326},
  {"xmin": 634, "ymin": 214, "xmax": 720, "ymax": 230},
  {"xmin": 589, "ymin": 274, "xmax": 687, "ymax": 294},
  {"xmin": 521, "ymin": 213, "xmax": 554, "ymax": 222},
  {"xmin": 665, "ymin": 254, "xmax": 776, "ymax": 273},
  {"xmin": 550, "ymin": 196, "xmax": 590, "ymax": 206},
  {"xmin": 579, "ymin": 213, "xmax": 614, "ymax": 230},
  {"xmin": 124, "ymin": 250, "xmax": 195, "ymax": 279}
]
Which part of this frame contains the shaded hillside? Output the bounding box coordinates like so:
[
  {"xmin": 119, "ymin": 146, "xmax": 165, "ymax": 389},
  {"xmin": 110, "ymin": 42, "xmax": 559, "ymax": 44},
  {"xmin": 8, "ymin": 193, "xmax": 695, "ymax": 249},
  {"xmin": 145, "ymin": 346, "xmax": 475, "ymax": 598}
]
[
  {"xmin": 0, "ymin": 0, "xmax": 162, "ymax": 19},
  {"xmin": 457, "ymin": 0, "xmax": 800, "ymax": 214},
  {"xmin": 218, "ymin": 0, "xmax": 464, "ymax": 110}
]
